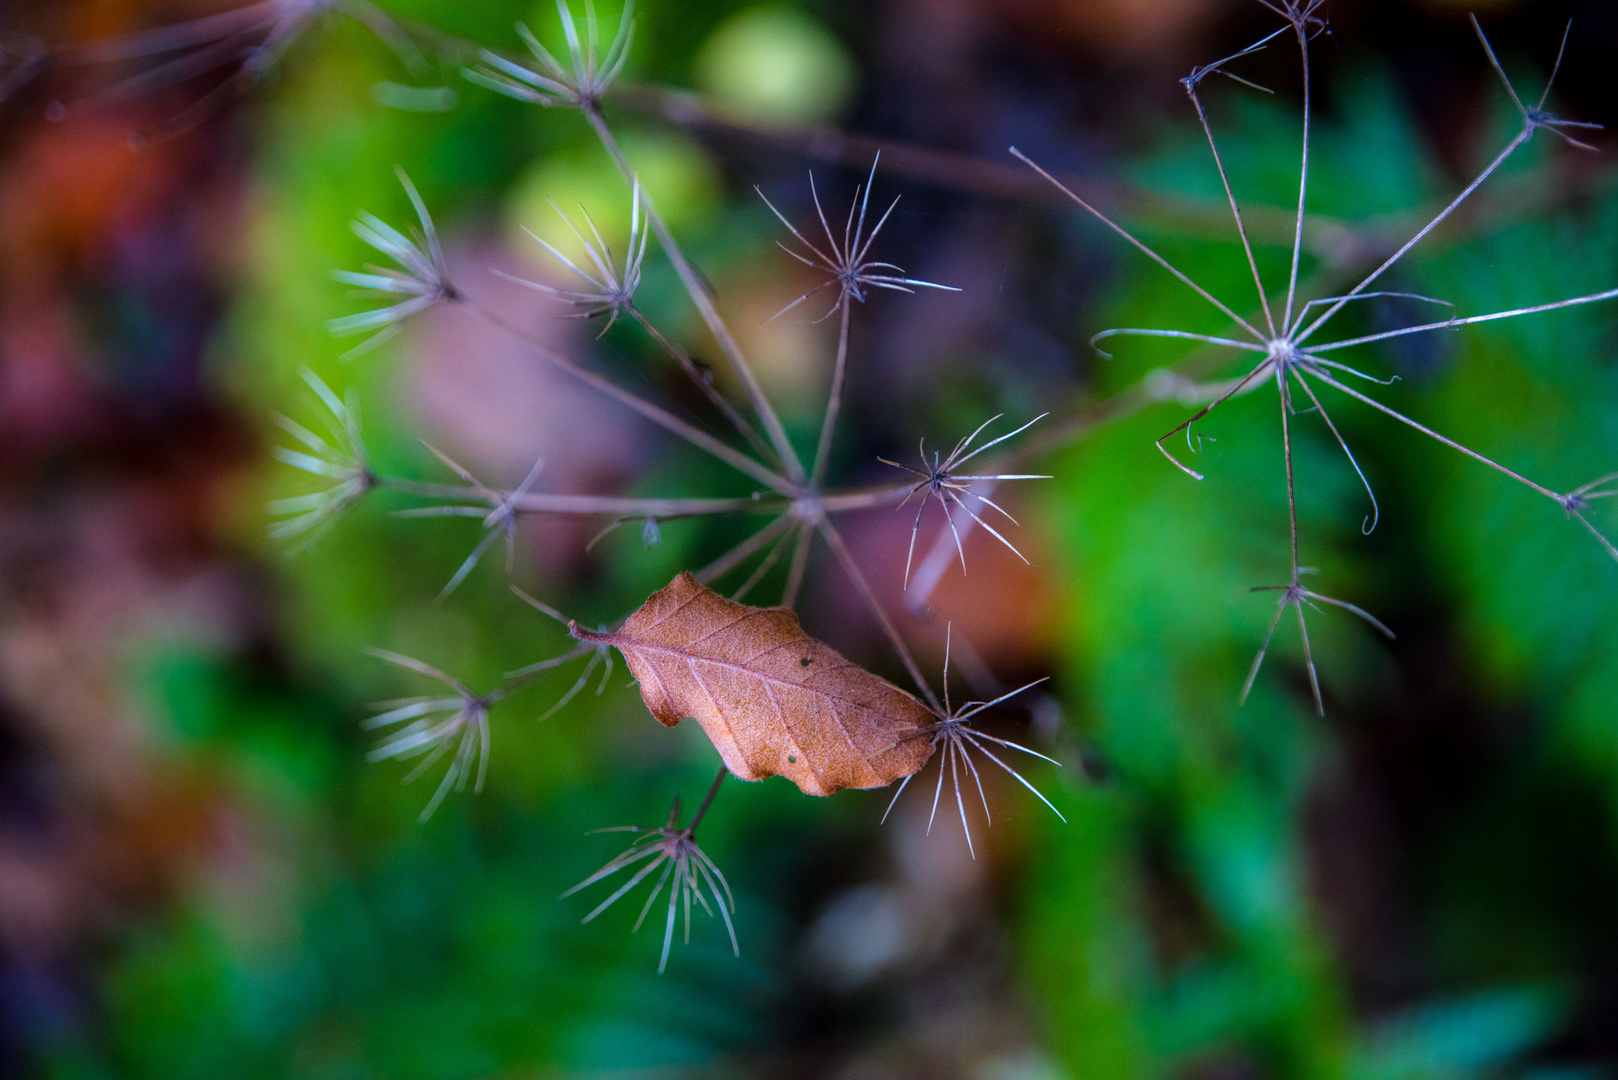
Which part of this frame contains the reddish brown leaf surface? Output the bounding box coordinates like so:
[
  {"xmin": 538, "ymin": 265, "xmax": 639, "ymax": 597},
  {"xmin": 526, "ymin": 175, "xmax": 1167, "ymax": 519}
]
[{"xmin": 573, "ymin": 572, "xmax": 935, "ymax": 796}]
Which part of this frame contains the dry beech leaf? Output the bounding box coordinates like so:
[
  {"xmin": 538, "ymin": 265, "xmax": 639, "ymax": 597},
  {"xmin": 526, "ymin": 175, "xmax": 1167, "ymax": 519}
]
[{"xmin": 572, "ymin": 572, "xmax": 935, "ymax": 796}]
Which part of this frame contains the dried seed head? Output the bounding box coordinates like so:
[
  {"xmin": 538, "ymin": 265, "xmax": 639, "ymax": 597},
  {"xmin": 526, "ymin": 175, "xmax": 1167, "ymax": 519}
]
[
  {"xmin": 329, "ymin": 168, "xmax": 457, "ymax": 358},
  {"xmin": 881, "ymin": 629, "xmax": 1064, "ymax": 859},
  {"xmin": 363, "ymin": 649, "xmax": 501, "ymax": 822},
  {"xmin": 497, "ymin": 183, "xmax": 650, "ymax": 335},
  {"xmin": 879, "ymin": 414, "xmax": 1051, "ymax": 588},
  {"xmin": 467, "ymin": 0, "xmax": 636, "ymax": 111},
  {"xmin": 757, "ymin": 154, "xmax": 960, "ymax": 322},
  {"xmin": 269, "ymin": 368, "xmax": 377, "ymax": 543},
  {"xmin": 563, "ymin": 787, "xmax": 738, "ymax": 974}
]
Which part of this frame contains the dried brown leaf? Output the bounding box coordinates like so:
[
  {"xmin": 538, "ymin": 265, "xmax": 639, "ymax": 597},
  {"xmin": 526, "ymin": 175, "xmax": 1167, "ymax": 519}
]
[{"xmin": 573, "ymin": 572, "xmax": 935, "ymax": 796}]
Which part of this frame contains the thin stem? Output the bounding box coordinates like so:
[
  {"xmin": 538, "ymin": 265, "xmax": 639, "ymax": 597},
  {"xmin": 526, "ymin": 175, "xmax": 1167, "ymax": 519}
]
[
  {"xmin": 584, "ymin": 107, "xmax": 806, "ymax": 483},
  {"xmin": 1294, "ymin": 594, "xmax": 1324, "ymax": 716},
  {"xmin": 1282, "ymin": 19, "xmax": 1312, "ymax": 331},
  {"xmin": 628, "ymin": 306, "xmax": 776, "ymax": 464},
  {"xmin": 1295, "ymin": 129, "xmax": 1532, "ymax": 344},
  {"xmin": 820, "ymin": 482, "xmax": 922, "ymax": 513},
  {"xmin": 781, "ymin": 523, "xmax": 813, "ymax": 608},
  {"xmin": 811, "ymin": 301, "xmax": 853, "ymax": 489},
  {"xmin": 1186, "ymin": 83, "xmax": 1276, "ymax": 336},
  {"xmin": 462, "ymin": 299, "xmax": 794, "ymax": 495},
  {"xmin": 696, "ymin": 513, "xmax": 795, "ymax": 584},
  {"xmin": 1306, "ymin": 367, "xmax": 1561, "ymax": 501},
  {"xmin": 1090, "ymin": 327, "xmax": 1269, "ymax": 358},
  {"xmin": 1306, "ymin": 287, "xmax": 1618, "ymax": 353},
  {"xmin": 1154, "ymin": 356, "xmax": 1276, "ymax": 480},
  {"xmin": 1010, "ymin": 148, "xmax": 1266, "ymax": 343},
  {"xmin": 1289, "ymin": 369, "xmax": 1380, "ymax": 534},
  {"xmin": 685, "ymin": 765, "xmax": 727, "ymax": 838},
  {"xmin": 384, "ymin": 478, "xmax": 772, "ymax": 519},
  {"xmin": 1279, "ymin": 366, "xmax": 1300, "ymax": 576},
  {"xmin": 817, "ymin": 518, "xmax": 944, "ymax": 714},
  {"xmin": 733, "ymin": 525, "xmax": 792, "ymax": 601}
]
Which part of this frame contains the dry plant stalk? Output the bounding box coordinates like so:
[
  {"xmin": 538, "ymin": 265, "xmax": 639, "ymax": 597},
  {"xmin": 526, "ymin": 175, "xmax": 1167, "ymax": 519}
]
[
  {"xmin": 1012, "ymin": 0, "xmax": 1617, "ymax": 713},
  {"xmin": 571, "ymin": 573, "xmax": 935, "ymax": 796},
  {"xmin": 52, "ymin": 0, "xmax": 1616, "ymax": 967}
]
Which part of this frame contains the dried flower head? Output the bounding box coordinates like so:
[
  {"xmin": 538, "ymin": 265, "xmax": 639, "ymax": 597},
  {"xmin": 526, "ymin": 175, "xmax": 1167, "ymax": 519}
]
[
  {"xmin": 467, "ymin": 0, "xmax": 635, "ymax": 111},
  {"xmin": 883, "ymin": 629, "xmax": 1064, "ymax": 858},
  {"xmin": 395, "ymin": 446, "xmax": 547, "ymax": 600},
  {"xmin": 563, "ymin": 775, "xmax": 738, "ymax": 974},
  {"xmin": 329, "ymin": 167, "xmax": 457, "ymax": 357},
  {"xmin": 269, "ymin": 367, "xmax": 377, "ymax": 542},
  {"xmin": 1013, "ymin": 3, "xmax": 1617, "ymax": 712},
  {"xmin": 363, "ymin": 648, "xmax": 501, "ymax": 822},
  {"xmin": 497, "ymin": 183, "xmax": 650, "ymax": 335},
  {"xmin": 880, "ymin": 414, "xmax": 1051, "ymax": 588},
  {"xmin": 757, "ymin": 154, "xmax": 961, "ymax": 322}
]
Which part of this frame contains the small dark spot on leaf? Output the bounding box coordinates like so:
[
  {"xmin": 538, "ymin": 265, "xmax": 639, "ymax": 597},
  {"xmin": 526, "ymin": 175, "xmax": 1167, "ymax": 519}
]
[
  {"xmin": 788, "ymin": 756, "xmax": 797, "ymax": 763},
  {"xmin": 800, "ymin": 657, "xmax": 812, "ymax": 666}
]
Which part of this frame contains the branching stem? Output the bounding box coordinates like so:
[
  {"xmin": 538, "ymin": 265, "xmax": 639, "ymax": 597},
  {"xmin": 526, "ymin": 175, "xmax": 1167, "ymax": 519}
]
[
  {"xmin": 818, "ymin": 518, "xmax": 944, "ymax": 714},
  {"xmin": 811, "ymin": 301, "xmax": 853, "ymax": 488},
  {"xmin": 583, "ymin": 106, "xmax": 806, "ymax": 484},
  {"xmin": 461, "ymin": 299, "xmax": 793, "ymax": 495}
]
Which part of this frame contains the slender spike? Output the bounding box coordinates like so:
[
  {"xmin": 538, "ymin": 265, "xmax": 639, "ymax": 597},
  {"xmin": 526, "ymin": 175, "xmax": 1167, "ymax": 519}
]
[
  {"xmin": 695, "ymin": 514, "xmax": 794, "ymax": 585},
  {"xmin": 462, "ymin": 300, "xmax": 795, "ymax": 495},
  {"xmin": 631, "ymin": 859, "xmax": 674, "ymax": 935},
  {"xmin": 960, "ymin": 735, "xmax": 1067, "ymax": 822},
  {"xmin": 881, "ymin": 774, "xmax": 914, "ymax": 824},
  {"xmin": 902, "ymin": 498, "xmax": 928, "ymax": 590},
  {"xmin": 941, "ymin": 492, "xmax": 970, "ymax": 573},
  {"xmin": 1090, "ymin": 328, "xmax": 1269, "ymax": 359},
  {"xmin": 1010, "ymin": 148, "xmax": 1266, "ymax": 342},
  {"xmin": 1184, "ymin": 78, "xmax": 1277, "ymax": 335},
  {"xmin": 1308, "ymin": 369, "xmax": 1561, "ymax": 501},
  {"xmin": 1290, "ymin": 370, "xmax": 1379, "ymax": 534},
  {"xmin": 1302, "ymin": 590, "xmax": 1396, "ymax": 640},
  {"xmin": 588, "ymin": 115, "xmax": 806, "ymax": 483},
  {"xmin": 561, "ymin": 844, "xmax": 662, "ymax": 899},
  {"xmin": 950, "ymin": 743, "xmax": 975, "ymax": 859},
  {"xmin": 1308, "ymin": 288, "xmax": 1618, "ymax": 353},
  {"xmin": 781, "ymin": 523, "xmax": 813, "ymax": 609},
  {"xmin": 819, "ymin": 519, "xmax": 944, "ymax": 714},
  {"xmin": 733, "ymin": 525, "xmax": 793, "ymax": 602},
  {"xmin": 1294, "ymin": 599, "xmax": 1324, "ymax": 716},
  {"xmin": 952, "ymin": 413, "xmax": 1049, "ymax": 468},
  {"xmin": 944, "ymin": 491, "xmax": 1031, "ymax": 566},
  {"xmin": 1280, "ymin": 16, "xmax": 1314, "ymax": 331},
  {"xmin": 927, "ymin": 740, "xmax": 947, "ymax": 835},
  {"xmin": 1300, "ymin": 354, "xmax": 1400, "ymax": 386},
  {"xmin": 1240, "ymin": 601, "xmax": 1289, "ymax": 706},
  {"xmin": 754, "ymin": 187, "xmax": 837, "ymax": 269},
  {"xmin": 953, "ymin": 678, "xmax": 1053, "ymax": 723},
  {"xmin": 1295, "ymin": 132, "xmax": 1532, "ymax": 344},
  {"xmin": 1153, "ymin": 357, "xmax": 1276, "ymax": 480},
  {"xmin": 957, "ymin": 734, "xmax": 992, "ymax": 827},
  {"xmin": 959, "ymin": 728, "xmax": 1062, "ymax": 769},
  {"xmin": 1573, "ymin": 512, "xmax": 1618, "ymax": 563}
]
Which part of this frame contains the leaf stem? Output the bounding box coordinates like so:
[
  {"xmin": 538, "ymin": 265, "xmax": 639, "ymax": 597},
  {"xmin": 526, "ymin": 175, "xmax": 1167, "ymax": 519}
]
[{"xmin": 685, "ymin": 765, "xmax": 728, "ymax": 838}]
